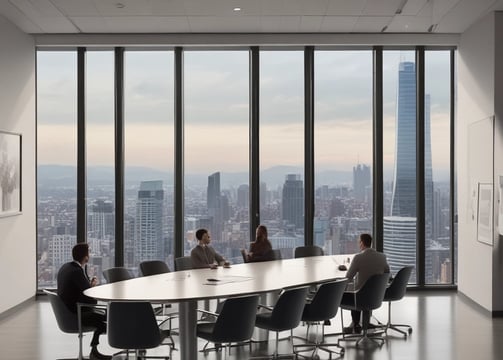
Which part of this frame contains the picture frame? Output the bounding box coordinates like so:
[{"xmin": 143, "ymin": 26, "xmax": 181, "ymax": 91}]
[
  {"xmin": 477, "ymin": 182, "xmax": 493, "ymax": 245},
  {"xmin": 0, "ymin": 130, "xmax": 22, "ymax": 217}
]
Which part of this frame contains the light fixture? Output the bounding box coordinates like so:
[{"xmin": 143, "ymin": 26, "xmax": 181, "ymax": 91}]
[
  {"xmin": 115, "ymin": 2, "xmax": 125, "ymax": 9},
  {"xmin": 233, "ymin": 7, "xmax": 241, "ymax": 12}
]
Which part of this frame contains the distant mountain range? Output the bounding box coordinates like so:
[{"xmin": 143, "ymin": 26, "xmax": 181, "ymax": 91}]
[{"xmin": 37, "ymin": 164, "xmax": 354, "ymax": 188}]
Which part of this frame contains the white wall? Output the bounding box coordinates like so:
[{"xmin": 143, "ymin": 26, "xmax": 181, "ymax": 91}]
[
  {"xmin": 458, "ymin": 11, "xmax": 503, "ymax": 312},
  {"xmin": 0, "ymin": 16, "xmax": 35, "ymax": 314}
]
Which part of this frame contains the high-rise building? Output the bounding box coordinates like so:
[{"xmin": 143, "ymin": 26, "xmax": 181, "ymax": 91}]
[
  {"xmin": 353, "ymin": 164, "xmax": 371, "ymax": 202},
  {"xmin": 282, "ymin": 174, "xmax": 304, "ymax": 229},
  {"xmin": 384, "ymin": 61, "xmax": 433, "ymax": 283},
  {"xmin": 207, "ymin": 172, "xmax": 221, "ymax": 210},
  {"xmin": 88, "ymin": 199, "xmax": 114, "ymax": 240},
  {"xmin": 134, "ymin": 180, "xmax": 164, "ymax": 264},
  {"xmin": 237, "ymin": 184, "xmax": 249, "ymax": 208}
]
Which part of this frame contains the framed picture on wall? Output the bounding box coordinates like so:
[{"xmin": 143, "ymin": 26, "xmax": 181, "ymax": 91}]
[
  {"xmin": 477, "ymin": 182, "xmax": 493, "ymax": 245},
  {"xmin": 0, "ymin": 130, "xmax": 22, "ymax": 217}
]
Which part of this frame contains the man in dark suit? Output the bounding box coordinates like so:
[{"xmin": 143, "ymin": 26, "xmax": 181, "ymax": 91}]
[
  {"xmin": 342, "ymin": 233, "xmax": 390, "ymax": 334},
  {"xmin": 57, "ymin": 243, "xmax": 111, "ymax": 360}
]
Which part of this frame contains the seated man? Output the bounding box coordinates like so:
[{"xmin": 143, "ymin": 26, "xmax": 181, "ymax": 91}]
[
  {"xmin": 191, "ymin": 228, "xmax": 228, "ymax": 269},
  {"xmin": 342, "ymin": 233, "xmax": 390, "ymax": 334},
  {"xmin": 57, "ymin": 243, "xmax": 111, "ymax": 360}
]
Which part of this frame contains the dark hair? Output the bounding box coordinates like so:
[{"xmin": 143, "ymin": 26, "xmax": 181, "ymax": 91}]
[
  {"xmin": 360, "ymin": 233, "xmax": 372, "ymax": 248},
  {"xmin": 195, "ymin": 228, "xmax": 208, "ymax": 241},
  {"xmin": 72, "ymin": 243, "xmax": 89, "ymax": 262},
  {"xmin": 256, "ymin": 225, "xmax": 268, "ymax": 242}
]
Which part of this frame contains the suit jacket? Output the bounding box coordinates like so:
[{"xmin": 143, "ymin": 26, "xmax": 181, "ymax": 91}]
[
  {"xmin": 190, "ymin": 244, "xmax": 225, "ymax": 269},
  {"xmin": 57, "ymin": 261, "xmax": 96, "ymax": 313},
  {"xmin": 248, "ymin": 240, "xmax": 274, "ymax": 262},
  {"xmin": 345, "ymin": 248, "xmax": 390, "ymax": 290}
]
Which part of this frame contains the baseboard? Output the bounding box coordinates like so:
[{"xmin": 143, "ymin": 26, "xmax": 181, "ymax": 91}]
[
  {"xmin": 458, "ymin": 290, "xmax": 503, "ymax": 318},
  {"xmin": 0, "ymin": 296, "xmax": 35, "ymax": 322}
]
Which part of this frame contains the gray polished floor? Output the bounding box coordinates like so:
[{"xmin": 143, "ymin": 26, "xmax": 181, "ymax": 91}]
[{"xmin": 1, "ymin": 291, "xmax": 502, "ymax": 360}]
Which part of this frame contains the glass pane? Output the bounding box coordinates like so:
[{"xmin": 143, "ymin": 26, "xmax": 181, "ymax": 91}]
[
  {"xmin": 184, "ymin": 51, "xmax": 249, "ymax": 265},
  {"xmin": 260, "ymin": 51, "xmax": 304, "ymax": 259},
  {"xmin": 37, "ymin": 51, "xmax": 77, "ymax": 289},
  {"xmin": 425, "ymin": 51, "xmax": 452, "ymax": 284},
  {"xmin": 124, "ymin": 51, "xmax": 174, "ymax": 273},
  {"xmin": 314, "ymin": 51, "xmax": 373, "ymax": 255},
  {"xmin": 383, "ymin": 51, "xmax": 417, "ymax": 283},
  {"xmin": 86, "ymin": 51, "xmax": 115, "ymax": 283}
]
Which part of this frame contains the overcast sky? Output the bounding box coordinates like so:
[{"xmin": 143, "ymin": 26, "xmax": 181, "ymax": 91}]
[{"xmin": 37, "ymin": 49, "xmax": 451, "ymax": 182}]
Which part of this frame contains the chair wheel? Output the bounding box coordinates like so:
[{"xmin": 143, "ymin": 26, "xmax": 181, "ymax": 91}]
[
  {"xmin": 408, "ymin": 328, "xmax": 413, "ymax": 334},
  {"xmin": 341, "ymin": 349, "xmax": 345, "ymax": 356}
]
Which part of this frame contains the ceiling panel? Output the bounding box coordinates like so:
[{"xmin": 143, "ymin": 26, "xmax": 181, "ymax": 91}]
[
  {"xmin": 183, "ymin": 0, "xmax": 261, "ymax": 16},
  {"xmin": 73, "ymin": 15, "xmax": 191, "ymax": 33},
  {"xmin": 150, "ymin": 0, "xmax": 187, "ymax": 16},
  {"xmin": 91, "ymin": 0, "xmax": 152, "ymax": 16},
  {"xmin": 386, "ymin": 14, "xmax": 432, "ymax": 32},
  {"xmin": 401, "ymin": 0, "xmax": 428, "ymax": 16},
  {"xmin": 325, "ymin": 0, "xmax": 365, "ymax": 16},
  {"xmin": 188, "ymin": 15, "xmax": 261, "ymax": 32},
  {"xmin": 363, "ymin": 0, "xmax": 404, "ymax": 16},
  {"xmin": 50, "ymin": 0, "xmax": 99, "ymax": 17},
  {"xmin": 353, "ymin": 16, "xmax": 392, "ymax": 32},
  {"xmin": 260, "ymin": 16, "xmax": 301, "ymax": 32},
  {"xmin": 436, "ymin": 0, "xmax": 496, "ymax": 33},
  {"xmin": 299, "ymin": 15, "xmax": 324, "ymax": 32},
  {"xmin": 0, "ymin": 1, "xmax": 41, "ymax": 32},
  {"xmin": 319, "ymin": 16, "xmax": 358, "ymax": 32}
]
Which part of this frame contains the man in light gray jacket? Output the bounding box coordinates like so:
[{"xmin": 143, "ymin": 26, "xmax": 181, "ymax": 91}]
[{"xmin": 342, "ymin": 233, "xmax": 389, "ymax": 334}]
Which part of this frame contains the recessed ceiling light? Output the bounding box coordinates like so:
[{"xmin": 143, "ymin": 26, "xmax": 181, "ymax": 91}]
[
  {"xmin": 233, "ymin": 7, "xmax": 241, "ymax": 12},
  {"xmin": 116, "ymin": 2, "xmax": 125, "ymax": 9}
]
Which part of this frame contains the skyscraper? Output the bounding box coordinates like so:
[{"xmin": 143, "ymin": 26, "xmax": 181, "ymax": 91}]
[
  {"xmin": 384, "ymin": 61, "xmax": 433, "ymax": 280},
  {"xmin": 134, "ymin": 180, "xmax": 164, "ymax": 264},
  {"xmin": 353, "ymin": 163, "xmax": 371, "ymax": 202},
  {"xmin": 207, "ymin": 172, "xmax": 222, "ymax": 237},
  {"xmin": 282, "ymin": 174, "xmax": 304, "ymax": 229}
]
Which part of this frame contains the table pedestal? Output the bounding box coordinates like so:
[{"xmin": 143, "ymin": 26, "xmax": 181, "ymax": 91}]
[{"xmin": 179, "ymin": 300, "xmax": 197, "ymax": 360}]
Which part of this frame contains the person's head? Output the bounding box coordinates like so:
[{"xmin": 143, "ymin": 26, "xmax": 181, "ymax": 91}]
[
  {"xmin": 195, "ymin": 228, "xmax": 211, "ymax": 245},
  {"xmin": 256, "ymin": 225, "xmax": 268, "ymax": 242},
  {"xmin": 359, "ymin": 233, "xmax": 372, "ymax": 249},
  {"xmin": 72, "ymin": 243, "xmax": 90, "ymax": 264}
]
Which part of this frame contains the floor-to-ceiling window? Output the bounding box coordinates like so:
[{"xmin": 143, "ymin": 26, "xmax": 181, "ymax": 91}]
[
  {"xmin": 183, "ymin": 51, "xmax": 249, "ymax": 264},
  {"xmin": 260, "ymin": 51, "xmax": 304, "ymax": 259},
  {"xmin": 314, "ymin": 50, "xmax": 373, "ymax": 256},
  {"xmin": 37, "ymin": 51, "xmax": 77, "ymax": 288},
  {"xmin": 123, "ymin": 51, "xmax": 175, "ymax": 273}
]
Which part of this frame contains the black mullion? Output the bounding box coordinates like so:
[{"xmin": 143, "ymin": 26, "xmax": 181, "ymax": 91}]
[
  {"xmin": 373, "ymin": 47, "xmax": 384, "ymax": 252},
  {"xmin": 114, "ymin": 47, "xmax": 125, "ymax": 267},
  {"xmin": 416, "ymin": 47, "xmax": 425, "ymax": 286},
  {"xmin": 77, "ymin": 47, "xmax": 86, "ymax": 244},
  {"xmin": 449, "ymin": 49, "xmax": 456, "ymax": 285},
  {"xmin": 304, "ymin": 46, "xmax": 314, "ymax": 246},
  {"xmin": 249, "ymin": 47, "xmax": 260, "ymax": 244},
  {"xmin": 174, "ymin": 47, "xmax": 184, "ymax": 259}
]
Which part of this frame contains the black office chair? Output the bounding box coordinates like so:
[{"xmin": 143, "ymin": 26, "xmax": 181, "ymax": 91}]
[
  {"xmin": 108, "ymin": 301, "xmax": 171, "ymax": 359},
  {"xmin": 44, "ymin": 289, "xmax": 98, "ymax": 360},
  {"xmin": 197, "ymin": 295, "xmax": 260, "ymax": 355},
  {"xmin": 254, "ymin": 286, "xmax": 309, "ymax": 358},
  {"xmin": 338, "ymin": 273, "xmax": 390, "ymax": 347},
  {"xmin": 293, "ymin": 279, "xmax": 348, "ymax": 358},
  {"xmin": 174, "ymin": 256, "xmax": 193, "ymax": 271},
  {"xmin": 103, "ymin": 267, "xmax": 134, "ymax": 283},
  {"xmin": 139, "ymin": 260, "xmax": 171, "ymax": 276},
  {"xmin": 379, "ymin": 265, "xmax": 414, "ymax": 337},
  {"xmin": 271, "ymin": 249, "xmax": 282, "ymax": 260},
  {"xmin": 240, "ymin": 249, "xmax": 249, "ymax": 263},
  {"xmin": 294, "ymin": 245, "xmax": 324, "ymax": 258}
]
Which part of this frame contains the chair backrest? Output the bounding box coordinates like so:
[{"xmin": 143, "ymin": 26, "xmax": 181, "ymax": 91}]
[
  {"xmin": 103, "ymin": 267, "xmax": 134, "ymax": 283},
  {"xmin": 294, "ymin": 245, "xmax": 324, "ymax": 258},
  {"xmin": 139, "ymin": 260, "xmax": 170, "ymax": 276},
  {"xmin": 269, "ymin": 286, "xmax": 309, "ymax": 331},
  {"xmin": 210, "ymin": 295, "xmax": 260, "ymax": 343},
  {"xmin": 301, "ymin": 279, "xmax": 348, "ymax": 322},
  {"xmin": 108, "ymin": 302, "xmax": 161, "ymax": 350},
  {"xmin": 175, "ymin": 256, "xmax": 193, "ymax": 271},
  {"xmin": 384, "ymin": 265, "xmax": 413, "ymax": 302},
  {"xmin": 240, "ymin": 249, "xmax": 249, "ymax": 263},
  {"xmin": 44, "ymin": 290, "xmax": 94, "ymax": 334},
  {"xmin": 355, "ymin": 273, "xmax": 390, "ymax": 311},
  {"xmin": 272, "ymin": 249, "xmax": 282, "ymax": 260}
]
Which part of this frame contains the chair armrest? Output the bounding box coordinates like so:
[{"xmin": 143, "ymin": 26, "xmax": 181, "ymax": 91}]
[
  {"xmin": 257, "ymin": 304, "xmax": 274, "ymax": 311},
  {"xmin": 197, "ymin": 309, "xmax": 219, "ymax": 317}
]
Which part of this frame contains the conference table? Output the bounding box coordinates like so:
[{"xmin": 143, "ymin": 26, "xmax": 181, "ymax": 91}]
[{"xmin": 84, "ymin": 254, "xmax": 351, "ymax": 360}]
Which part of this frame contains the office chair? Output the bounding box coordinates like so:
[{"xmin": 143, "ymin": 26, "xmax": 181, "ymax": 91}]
[
  {"xmin": 197, "ymin": 294, "xmax": 260, "ymax": 357},
  {"xmin": 294, "ymin": 245, "xmax": 324, "ymax": 258},
  {"xmin": 44, "ymin": 289, "xmax": 98, "ymax": 360},
  {"xmin": 379, "ymin": 265, "xmax": 414, "ymax": 337},
  {"xmin": 293, "ymin": 279, "xmax": 348, "ymax": 358},
  {"xmin": 271, "ymin": 249, "xmax": 282, "ymax": 260},
  {"xmin": 240, "ymin": 249, "xmax": 249, "ymax": 263},
  {"xmin": 174, "ymin": 256, "xmax": 193, "ymax": 271},
  {"xmin": 139, "ymin": 260, "xmax": 170, "ymax": 276},
  {"xmin": 338, "ymin": 273, "xmax": 390, "ymax": 347},
  {"xmin": 107, "ymin": 301, "xmax": 171, "ymax": 359},
  {"xmin": 102, "ymin": 267, "xmax": 134, "ymax": 283},
  {"xmin": 253, "ymin": 286, "xmax": 309, "ymax": 359}
]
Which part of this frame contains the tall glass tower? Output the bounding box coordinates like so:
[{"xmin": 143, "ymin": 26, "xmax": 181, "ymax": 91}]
[
  {"xmin": 282, "ymin": 174, "xmax": 304, "ymax": 229},
  {"xmin": 384, "ymin": 61, "xmax": 433, "ymax": 281}
]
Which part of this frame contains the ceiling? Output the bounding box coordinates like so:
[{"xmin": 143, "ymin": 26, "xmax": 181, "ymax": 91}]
[{"xmin": 0, "ymin": 0, "xmax": 502, "ymax": 34}]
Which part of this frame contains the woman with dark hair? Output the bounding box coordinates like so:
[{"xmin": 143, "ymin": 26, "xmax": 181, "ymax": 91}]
[{"xmin": 247, "ymin": 225, "xmax": 274, "ymax": 262}]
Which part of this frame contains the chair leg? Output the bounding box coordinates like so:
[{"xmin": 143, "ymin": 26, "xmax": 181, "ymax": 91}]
[{"xmin": 338, "ymin": 311, "xmax": 385, "ymax": 348}]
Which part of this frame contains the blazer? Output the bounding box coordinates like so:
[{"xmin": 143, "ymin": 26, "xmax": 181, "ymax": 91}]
[
  {"xmin": 190, "ymin": 244, "xmax": 225, "ymax": 269},
  {"xmin": 57, "ymin": 261, "xmax": 96, "ymax": 313},
  {"xmin": 345, "ymin": 248, "xmax": 390, "ymax": 290},
  {"xmin": 248, "ymin": 240, "xmax": 274, "ymax": 262}
]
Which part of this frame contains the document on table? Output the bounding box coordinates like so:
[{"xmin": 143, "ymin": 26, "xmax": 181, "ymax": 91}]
[{"xmin": 203, "ymin": 275, "xmax": 253, "ymax": 285}]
